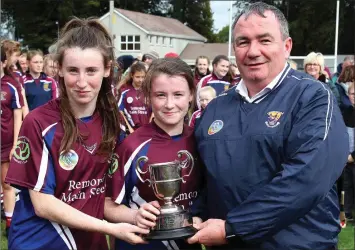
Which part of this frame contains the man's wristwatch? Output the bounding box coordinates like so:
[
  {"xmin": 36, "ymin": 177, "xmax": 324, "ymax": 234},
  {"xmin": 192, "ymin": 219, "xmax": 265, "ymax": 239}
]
[{"xmin": 225, "ymin": 221, "xmax": 236, "ymax": 239}]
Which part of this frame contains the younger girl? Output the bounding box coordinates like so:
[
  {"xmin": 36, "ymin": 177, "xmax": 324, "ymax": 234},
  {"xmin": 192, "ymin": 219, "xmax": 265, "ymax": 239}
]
[
  {"xmin": 23, "ymin": 50, "xmax": 58, "ymax": 111},
  {"xmin": 106, "ymin": 58, "xmax": 202, "ymax": 250},
  {"xmin": 118, "ymin": 62, "xmax": 152, "ymax": 132},
  {"xmin": 1, "ymin": 45, "xmax": 23, "ymax": 236}
]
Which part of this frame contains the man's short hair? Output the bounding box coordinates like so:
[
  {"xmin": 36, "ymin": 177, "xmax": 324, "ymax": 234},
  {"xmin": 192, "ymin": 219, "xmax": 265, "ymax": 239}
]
[{"xmin": 232, "ymin": 2, "xmax": 289, "ymax": 41}]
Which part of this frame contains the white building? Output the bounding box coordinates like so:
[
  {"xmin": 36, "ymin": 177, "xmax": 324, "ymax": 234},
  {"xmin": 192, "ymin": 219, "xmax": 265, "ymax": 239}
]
[{"xmin": 99, "ymin": 8, "xmax": 207, "ymax": 59}]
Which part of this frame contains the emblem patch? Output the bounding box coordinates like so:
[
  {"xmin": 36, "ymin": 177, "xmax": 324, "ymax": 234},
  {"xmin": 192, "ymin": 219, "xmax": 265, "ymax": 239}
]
[
  {"xmin": 208, "ymin": 120, "xmax": 224, "ymax": 135},
  {"xmin": 127, "ymin": 97, "xmax": 133, "ymax": 104},
  {"xmin": 13, "ymin": 136, "xmax": 31, "ymax": 164},
  {"xmin": 59, "ymin": 150, "xmax": 79, "ymax": 171},
  {"xmin": 43, "ymin": 82, "xmax": 50, "ymax": 92},
  {"xmin": 108, "ymin": 153, "xmax": 119, "ymax": 176},
  {"xmin": 265, "ymin": 111, "xmax": 283, "ymax": 128}
]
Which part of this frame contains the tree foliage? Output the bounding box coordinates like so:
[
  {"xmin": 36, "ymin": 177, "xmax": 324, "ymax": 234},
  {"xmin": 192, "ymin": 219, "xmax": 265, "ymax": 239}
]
[{"xmin": 215, "ymin": 25, "xmax": 230, "ymax": 43}]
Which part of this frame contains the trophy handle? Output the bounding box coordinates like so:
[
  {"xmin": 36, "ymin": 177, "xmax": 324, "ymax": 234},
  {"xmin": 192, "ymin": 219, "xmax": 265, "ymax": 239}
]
[
  {"xmin": 177, "ymin": 150, "xmax": 194, "ymax": 183},
  {"xmin": 135, "ymin": 156, "xmax": 151, "ymax": 185}
]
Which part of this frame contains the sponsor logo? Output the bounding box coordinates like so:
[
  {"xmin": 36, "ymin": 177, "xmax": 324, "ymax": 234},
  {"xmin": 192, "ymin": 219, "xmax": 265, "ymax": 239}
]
[
  {"xmin": 224, "ymin": 84, "xmax": 229, "ymax": 91},
  {"xmin": 59, "ymin": 150, "xmax": 79, "ymax": 171},
  {"xmin": 208, "ymin": 120, "xmax": 223, "ymax": 135},
  {"xmin": 127, "ymin": 97, "xmax": 133, "ymax": 104},
  {"xmin": 265, "ymin": 111, "xmax": 283, "ymax": 128},
  {"xmin": 13, "ymin": 136, "xmax": 31, "ymax": 164},
  {"xmin": 108, "ymin": 153, "xmax": 119, "ymax": 176},
  {"xmin": 1, "ymin": 91, "xmax": 7, "ymax": 101},
  {"xmin": 43, "ymin": 82, "xmax": 50, "ymax": 92}
]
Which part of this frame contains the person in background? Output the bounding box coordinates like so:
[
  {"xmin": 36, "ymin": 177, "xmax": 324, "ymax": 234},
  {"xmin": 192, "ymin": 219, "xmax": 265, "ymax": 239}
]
[
  {"xmin": 196, "ymin": 55, "xmax": 230, "ymax": 109},
  {"xmin": 228, "ymin": 62, "xmax": 241, "ymax": 87},
  {"xmin": 105, "ymin": 58, "xmax": 202, "ymax": 250},
  {"xmin": 5, "ymin": 17, "xmax": 148, "ymax": 250},
  {"xmin": 118, "ymin": 62, "xmax": 151, "ymax": 133},
  {"xmin": 332, "ymin": 56, "xmax": 355, "ymax": 84},
  {"xmin": 344, "ymin": 81, "xmax": 355, "ymax": 222},
  {"xmin": 1, "ymin": 45, "xmax": 24, "ymax": 236},
  {"xmin": 1, "ymin": 39, "xmax": 29, "ymax": 118},
  {"xmin": 17, "ymin": 52, "xmax": 28, "ymax": 75},
  {"xmin": 189, "ymin": 86, "xmax": 216, "ymax": 128},
  {"xmin": 164, "ymin": 52, "xmax": 179, "ymax": 58},
  {"xmin": 23, "ymin": 50, "xmax": 58, "ymax": 111},
  {"xmin": 287, "ymin": 59, "xmax": 298, "ymax": 70},
  {"xmin": 304, "ymin": 51, "xmax": 339, "ymax": 103},
  {"xmin": 194, "ymin": 55, "xmax": 210, "ymax": 86},
  {"xmin": 188, "ymin": 2, "xmax": 348, "ymax": 249},
  {"xmin": 43, "ymin": 54, "xmax": 59, "ymax": 80},
  {"xmin": 142, "ymin": 50, "xmax": 159, "ymax": 70}
]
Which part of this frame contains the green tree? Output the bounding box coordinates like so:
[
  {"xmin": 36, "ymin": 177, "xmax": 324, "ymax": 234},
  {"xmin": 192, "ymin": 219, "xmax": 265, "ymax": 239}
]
[
  {"xmin": 215, "ymin": 25, "xmax": 229, "ymax": 43},
  {"xmin": 168, "ymin": 0, "xmax": 216, "ymax": 42}
]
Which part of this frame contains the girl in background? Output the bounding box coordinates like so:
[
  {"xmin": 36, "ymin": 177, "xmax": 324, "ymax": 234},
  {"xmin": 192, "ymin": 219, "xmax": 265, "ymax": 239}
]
[{"xmin": 23, "ymin": 50, "xmax": 58, "ymax": 111}]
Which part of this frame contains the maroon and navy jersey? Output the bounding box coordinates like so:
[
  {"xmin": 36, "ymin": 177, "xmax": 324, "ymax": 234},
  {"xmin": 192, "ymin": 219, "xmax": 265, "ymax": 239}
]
[
  {"xmin": 1, "ymin": 79, "xmax": 23, "ymax": 151},
  {"xmin": 118, "ymin": 86, "xmax": 151, "ymax": 129},
  {"xmin": 23, "ymin": 72, "xmax": 58, "ymax": 111},
  {"xmin": 5, "ymin": 99, "xmax": 116, "ymax": 250},
  {"xmin": 107, "ymin": 121, "xmax": 202, "ymax": 250},
  {"xmin": 196, "ymin": 73, "xmax": 231, "ymax": 109},
  {"xmin": 188, "ymin": 109, "xmax": 202, "ymax": 129}
]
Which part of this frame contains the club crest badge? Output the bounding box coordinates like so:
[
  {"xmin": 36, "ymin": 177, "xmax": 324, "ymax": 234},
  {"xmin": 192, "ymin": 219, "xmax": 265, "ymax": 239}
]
[
  {"xmin": 13, "ymin": 136, "xmax": 31, "ymax": 164},
  {"xmin": 208, "ymin": 120, "xmax": 224, "ymax": 135},
  {"xmin": 59, "ymin": 150, "xmax": 79, "ymax": 171},
  {"xmin": 108, "ymin": 153, "xmax": 119, "ymax": 177},
  {"xmin": 43, "ymin": 82, "xmax": 50, "ymax": 92},
  {"xmin": 265, "ymin": 111, "xmax": 283, "ymax": 128},
  {"xmin": 127, "ymin": 97, "xmax": 133, "ymax": 104},
  {"xmin": 1, "ymin": 91, "xmax": 7, "ymax": 101}
]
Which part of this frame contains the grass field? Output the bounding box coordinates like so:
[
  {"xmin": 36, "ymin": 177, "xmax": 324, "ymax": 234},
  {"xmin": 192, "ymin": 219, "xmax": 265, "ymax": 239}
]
[{"xmin": 1, "ymin": 220, "xmax": 354, "ymax": 250}]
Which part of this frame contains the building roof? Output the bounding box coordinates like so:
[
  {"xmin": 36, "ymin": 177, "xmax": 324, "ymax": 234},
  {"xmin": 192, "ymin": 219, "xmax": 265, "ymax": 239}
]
[
  {"xmin": 114, "ymin": 8, "xmax": 206, "ymax": 42},
  {"xmin": 180, "ymin": 43, "xmax": 233, "ymax": 61}
]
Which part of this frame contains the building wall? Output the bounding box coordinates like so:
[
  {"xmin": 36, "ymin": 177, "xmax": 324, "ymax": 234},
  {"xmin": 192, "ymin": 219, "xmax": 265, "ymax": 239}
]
[{"xmin": 100, "ymin": 12, "xmax": 204, "ymax": 59}]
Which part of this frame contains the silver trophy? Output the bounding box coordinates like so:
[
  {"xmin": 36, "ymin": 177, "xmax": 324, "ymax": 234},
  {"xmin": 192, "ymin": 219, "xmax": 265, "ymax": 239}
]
[{"xmin": 135, "ymin": 150, "xmax": 196, "ymax": 240}]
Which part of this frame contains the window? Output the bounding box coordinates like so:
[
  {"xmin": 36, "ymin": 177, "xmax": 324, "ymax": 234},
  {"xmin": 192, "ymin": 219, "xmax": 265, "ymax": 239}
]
[
  {"xmin": 120, "ymin": 35, "xmax": 140, "ymax": 51},
  {"xmin": 156, "ymin": 36, "xmax": 159, "ymax": 45},
  {"xmin": 169, "ymin": 38, "xmax": 173, "ymax": 47},
  {"xmin": 149, "ymin": 35, "xmax": 153, "ymax": 44},
  {"xmin": 162, "ymin": 37, "xmax": 165, "ymax": 46}
]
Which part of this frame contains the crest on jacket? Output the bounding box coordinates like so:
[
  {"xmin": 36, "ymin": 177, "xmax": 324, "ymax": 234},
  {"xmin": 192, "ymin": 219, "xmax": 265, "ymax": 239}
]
[{"xmin": 265, "ymin": 111, "xmax": 283, "ymax": 128}]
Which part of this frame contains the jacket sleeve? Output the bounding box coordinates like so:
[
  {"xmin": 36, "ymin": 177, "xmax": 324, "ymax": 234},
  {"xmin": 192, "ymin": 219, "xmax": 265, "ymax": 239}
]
[{"xmin": 226, "ymin": 84, "xmax": 349, "ymax": 242}]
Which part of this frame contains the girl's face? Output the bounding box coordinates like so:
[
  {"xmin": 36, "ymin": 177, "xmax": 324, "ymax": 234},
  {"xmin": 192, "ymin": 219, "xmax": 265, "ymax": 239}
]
[
  {"xmin": 150, "ymin": 74, "xmax": 192, "ymax": 135},
  {"xmin": 197, "ymin": 58, "xmax": 208, "ymax": 75},
  {"xmin": 44, "ymin": 59, "xmax": 58, "ymax": 77},
  {"xmin": 58, "ymin": 47, "xmax": 110, "ymax": 112},
  {"xmin": 19, "ymin": 56, "xmax": 28, "ymax": 72},
  {"xmin": 8, "ymin": 52, "xmax": 20, "ymax": 68},
  {"xmin": 28, "ymin": 55, "xmax": 44, "ymax": 74},
  {"xmin": 131, "ymin": 70, "xmax": 145, "ymax": 89}
]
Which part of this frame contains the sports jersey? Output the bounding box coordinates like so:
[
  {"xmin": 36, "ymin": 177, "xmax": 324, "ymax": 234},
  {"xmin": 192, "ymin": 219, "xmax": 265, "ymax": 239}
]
[
  {"xmin": 23, "ymin": 72, "xmax": 58, "ymax": 111},
  {"xmin": 196, "ymin": 73, "xmax": 230, "ymax": 109},
  {"xmin": 118, "ymin": 85, "xmax": 151, "ymax": 129},
  {"xmin": 5, "ymin": 99, "xmax": 120, "ymax": 250},
  {"xmin": 194, "ymin": 68, "xmax": 349, "ymax": 249},
  {"xmin": 188, "ymin": 109, "xmax": 202, "ymax": 128},
  {"xmin": 108, "ymin": 121, "xmax": 202, "ymax": 250},
  {"xmin": 1, "ymin": 78, "xmax": 24, "ymax": 162}
]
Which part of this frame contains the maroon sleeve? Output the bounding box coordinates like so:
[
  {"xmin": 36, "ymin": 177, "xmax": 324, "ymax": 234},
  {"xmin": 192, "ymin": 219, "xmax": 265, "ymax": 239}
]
[
  {"xmin": 5, "ymin": 114, "xmax": 54, "ymax": 194},
  {"xmin": 50, "ymin": 77, "xmax": 58, "ymax": 99}
]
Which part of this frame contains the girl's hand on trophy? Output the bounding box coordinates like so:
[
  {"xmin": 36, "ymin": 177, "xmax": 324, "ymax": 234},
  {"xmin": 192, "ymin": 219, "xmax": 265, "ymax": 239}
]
[
  {"xmin": 135, "ymin": 201, "xmax": 161, "ymax": 229},
  {"xmin": 108, "ymin": 222, "xmax": 149, "ymax": 245}
]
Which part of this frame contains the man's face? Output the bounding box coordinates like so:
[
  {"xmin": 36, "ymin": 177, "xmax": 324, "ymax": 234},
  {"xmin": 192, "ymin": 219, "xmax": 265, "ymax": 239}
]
[{"xmin": 233, "ymin": 11, "xmax": 292, "ymax": 86}]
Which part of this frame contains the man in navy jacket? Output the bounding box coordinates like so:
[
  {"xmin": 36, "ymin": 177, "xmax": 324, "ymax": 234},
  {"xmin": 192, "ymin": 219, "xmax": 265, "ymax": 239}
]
[{"xmin": 188, "ymin": 2, "xmax": 348, "ymax": 249}]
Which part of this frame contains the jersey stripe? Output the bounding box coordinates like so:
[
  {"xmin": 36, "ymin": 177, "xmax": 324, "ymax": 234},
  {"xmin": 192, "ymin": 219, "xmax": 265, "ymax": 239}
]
[
  {"xmin": 51, "ymin": 222, "xmax": 77, "ymax": 250},
  {"xmin": 6, "ymin": 82, "xmax": 21, "ymax": 108},
  {"xmin": 34, "ymin": 123, "xmax": 58, "ymax": 191}
]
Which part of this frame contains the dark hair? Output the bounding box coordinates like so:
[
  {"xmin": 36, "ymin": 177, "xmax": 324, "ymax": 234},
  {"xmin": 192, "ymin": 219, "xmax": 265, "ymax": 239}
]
[
  {"xmin": 118, "ymin": 62, "xmax": 146, "ymax": 89},
  {"xmin": 55, "ymin": 17, "xmax": 120, "ymax": 158},
  {"xmin": 212, "ymin": 55, "xmax": 229, "ymax": 67},
  {"xmin": 339, "ymin": 65, "xmax": 355, "ymax": 83},
  {"xmin": 232, "ymin": 2, "xmax": 289, "ymax": 41},
  {"xmin": 1, "ymin": 42, "xmax": 16, "ymax": 78},
  {"xmin": 142, "ymin": 58, "xmax": 196, "ymax": 111},
  {"xmin": 1, "ymin": 46, "xmax": 6, "ymax": 63}
]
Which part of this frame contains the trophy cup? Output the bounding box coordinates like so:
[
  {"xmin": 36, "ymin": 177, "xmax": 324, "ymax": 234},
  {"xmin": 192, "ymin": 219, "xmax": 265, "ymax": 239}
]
[{"xmin": 135, "ymin": 150, "xmax": 196, "ymax": 240}]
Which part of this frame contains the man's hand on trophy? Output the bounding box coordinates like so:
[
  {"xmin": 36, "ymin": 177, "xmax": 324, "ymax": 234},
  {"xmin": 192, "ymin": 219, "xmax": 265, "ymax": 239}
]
[
  {"xmin": 108, "ymin": 222, "xmax": 149, "ymax": 245},
  {"xmin": 134, "ymin": 201, "xmax": 161, "ymax": 229},
  {"xmin": 187, "ymin": 219, "xmax": 228, "ymax": 246}
]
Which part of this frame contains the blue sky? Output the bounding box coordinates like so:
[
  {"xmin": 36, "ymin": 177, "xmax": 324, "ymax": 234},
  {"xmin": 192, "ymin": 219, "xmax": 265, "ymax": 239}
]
[{"xmin": 210, "ymin": 1, "xmax": 233, "ymax": 32}]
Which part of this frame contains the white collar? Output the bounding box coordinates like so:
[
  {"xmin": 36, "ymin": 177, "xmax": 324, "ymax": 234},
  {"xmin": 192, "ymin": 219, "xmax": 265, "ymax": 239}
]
[{"xmin": 236, "ymin": 63, "xmax": 289, "ymax": 103}]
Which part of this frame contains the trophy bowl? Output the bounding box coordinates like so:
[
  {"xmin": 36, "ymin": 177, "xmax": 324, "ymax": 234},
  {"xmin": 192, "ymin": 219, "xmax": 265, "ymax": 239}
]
[{"xmin": 135, "ymin": 150, "xmax": 197, "ymax": 240}]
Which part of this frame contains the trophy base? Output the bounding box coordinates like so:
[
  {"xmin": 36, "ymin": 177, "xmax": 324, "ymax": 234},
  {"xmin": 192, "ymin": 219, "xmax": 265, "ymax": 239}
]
[{"xmin": 145, "ymin": 226, "xmax": 197, "ymax": 240}]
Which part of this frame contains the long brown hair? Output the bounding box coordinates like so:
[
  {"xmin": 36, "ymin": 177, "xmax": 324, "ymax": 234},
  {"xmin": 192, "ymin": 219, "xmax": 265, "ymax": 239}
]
[
  {"xmin": 54, "ymin": 17, "xmax": 120, "ymax": 158},
  {"xmin": 142, "ymin": 58, "xmax": 196, "ymax": 111},
  {"xmin": 338, "ymin": 65, "xmax": 355, "ymax": 83},
  {"xmin": 118, "ymin": 62, "xmax": 146, "ymax": 90}
]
